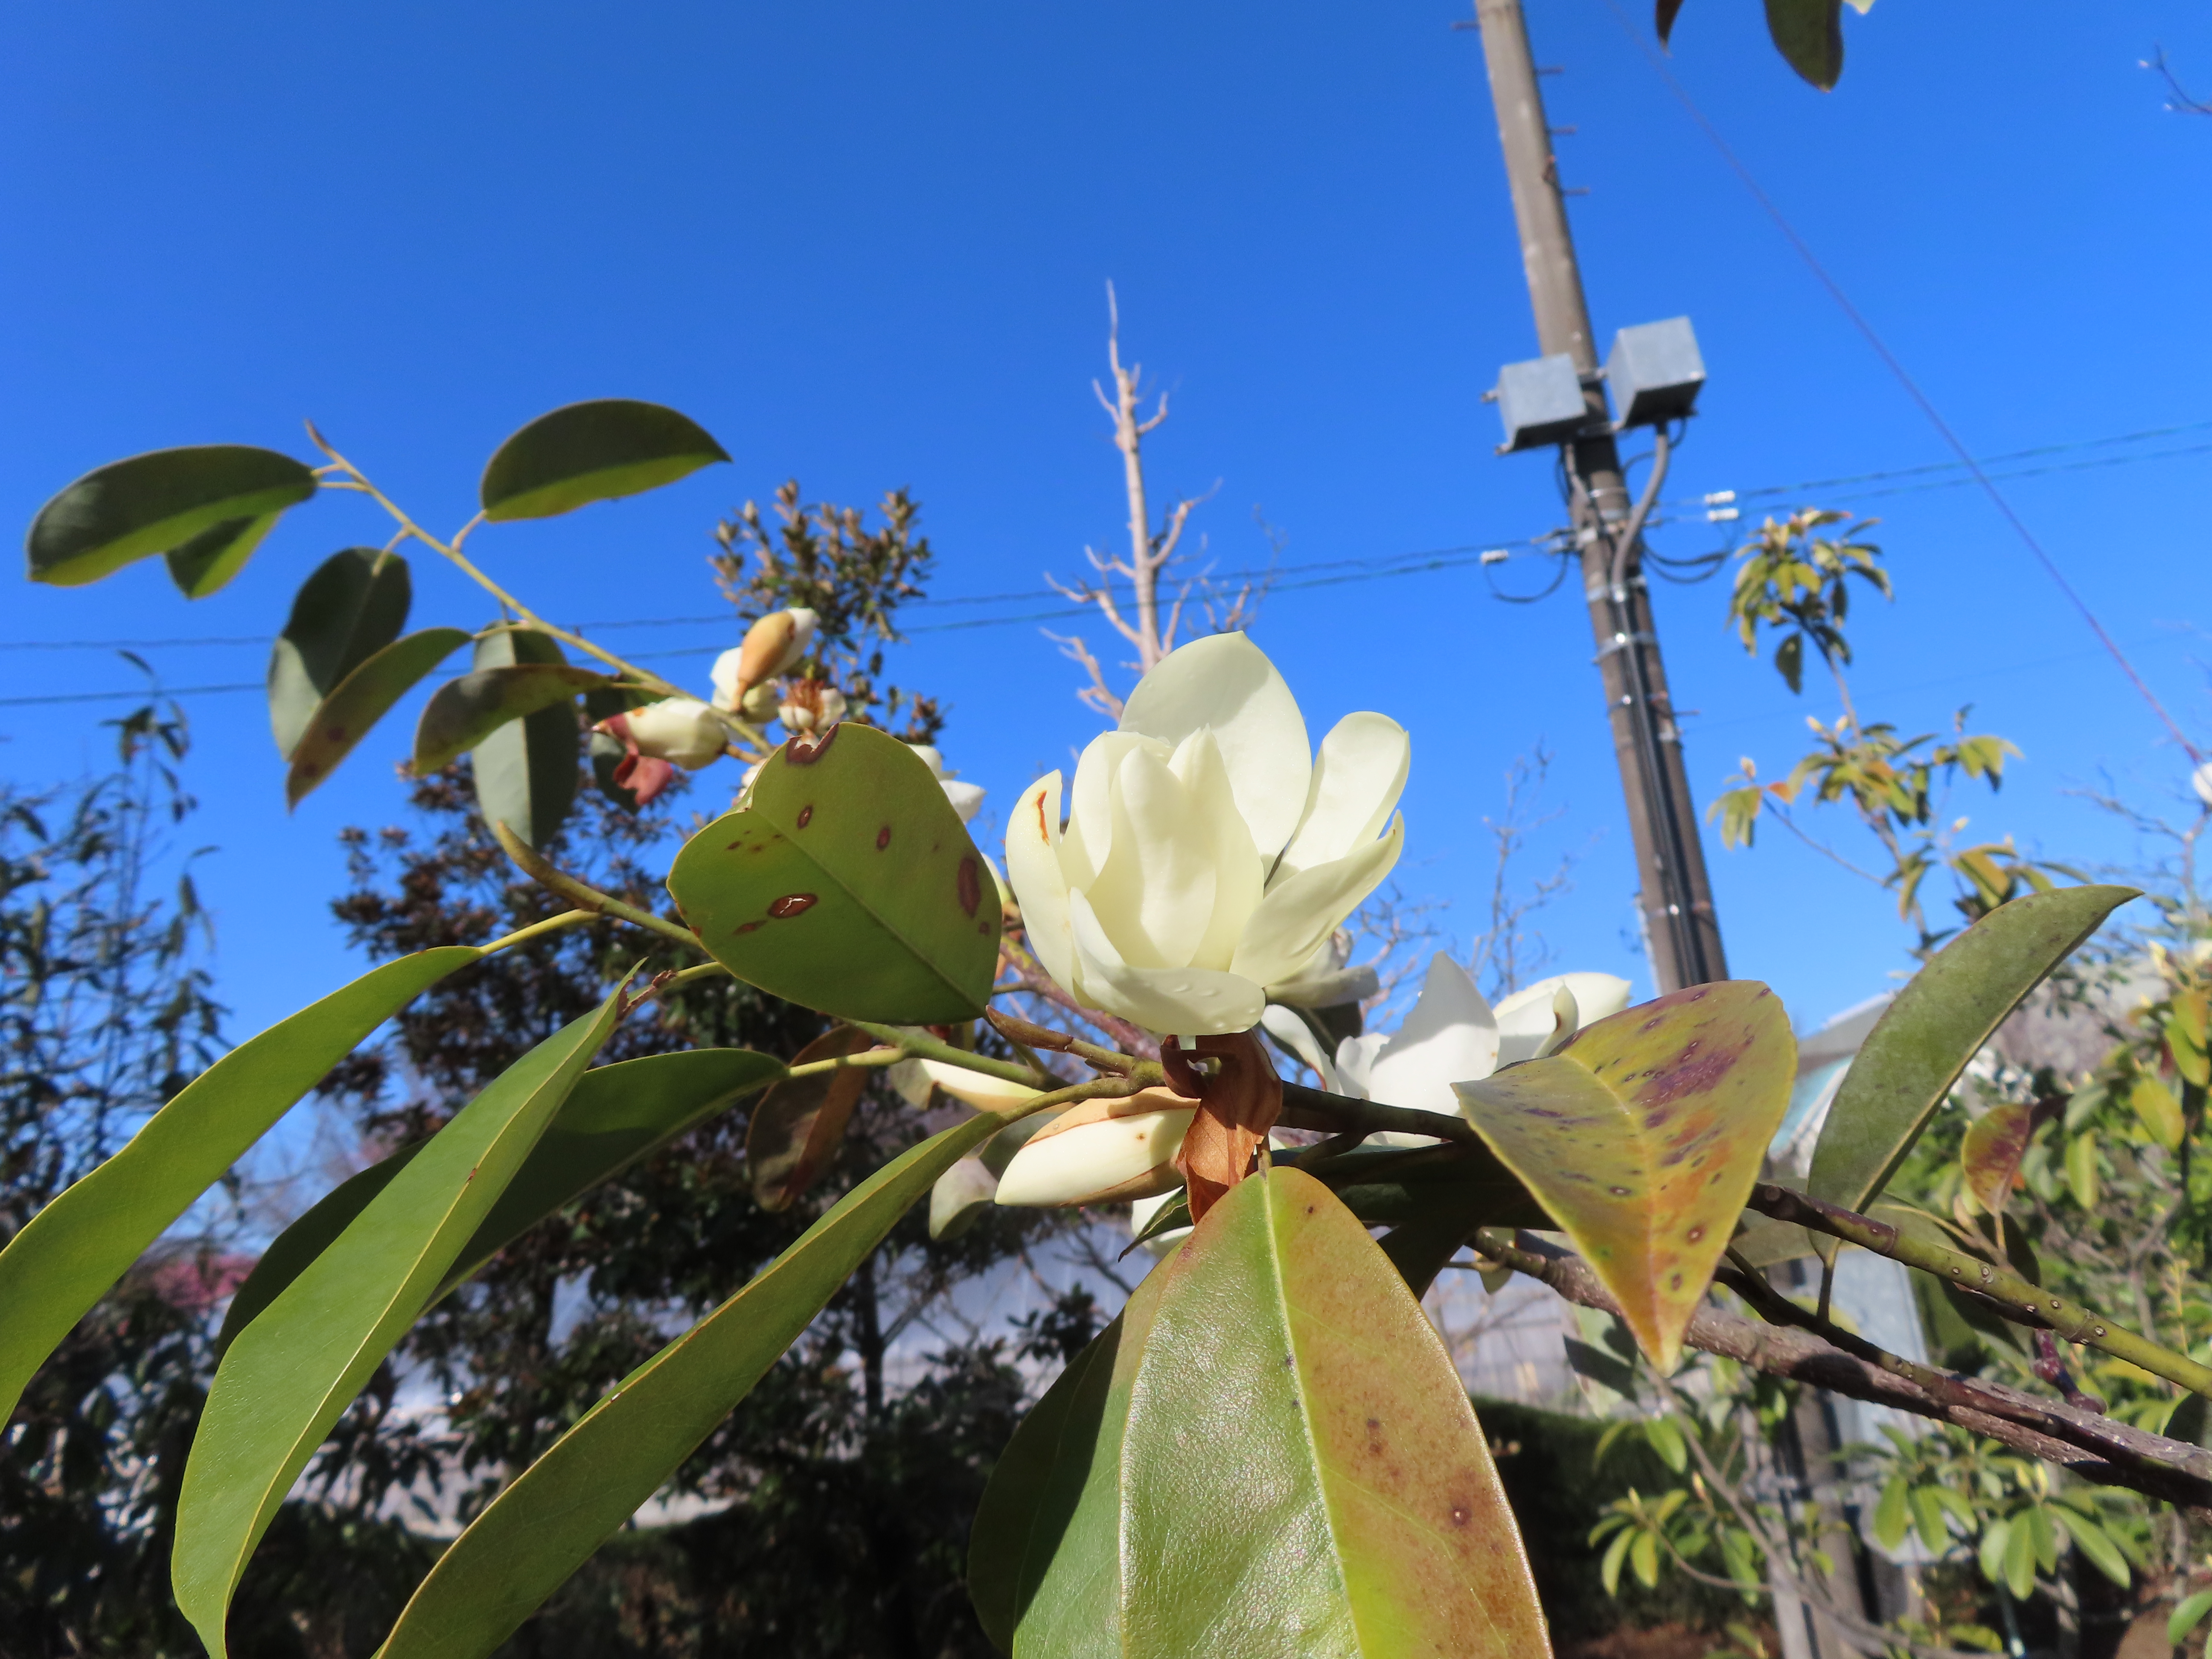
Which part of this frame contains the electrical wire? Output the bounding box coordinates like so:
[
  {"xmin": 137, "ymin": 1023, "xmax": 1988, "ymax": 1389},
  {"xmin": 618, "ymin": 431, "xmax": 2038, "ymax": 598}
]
[{"xmin": 1599, "ymin": 0, "xmax": 2201, "ymax": 764}]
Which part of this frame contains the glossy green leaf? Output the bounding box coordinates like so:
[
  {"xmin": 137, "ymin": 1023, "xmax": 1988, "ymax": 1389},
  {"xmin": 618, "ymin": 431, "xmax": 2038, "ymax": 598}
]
[
  {"xmin": 748, "ymin": 1025, "xmax": 874, "ymax": 1211},
  {"xmin": 413, "ymin": 662, "xmax": 609, "ymax": 776},
  {"xmin": 1764, "ymin": 0, "xmax": 1842, "ymax": 90},
  {"xmin": 468, "ymin": 629, "xmax": 579, "ymax": 848},
  {"xmin": 478, "ymin": 399, "xmax": 730, "ymax": 522},
  {"xmin": 1123, "ymin": 1169, "xmax": 1544, "ymax": 1656},
  {"xmin": 175, "ymin": 989, "xmax": 626, "ymax": 1659},
  {"xmin": 216, "ymin": 1048, "xmax": 778, "ymax": 1352},
  {"xmin": 2131, "ymin": 1074, "xmax": 2185, "ymax": 1151},
  {"xmin": 375, "ymin": 1108, "xmax": 1003, "ymax": 1659},
  {"xmin": 26, "ymin": 444, "xmax": 316, "ymax": 586},
  {"xmin": 1457, "ymin": 983, "xmax": 1796, "ymax": 1372},
  {"xmin": 0, "ymin": 947, "xmax": 480, "ymax": 1425},
  {"xmin": 2170, "ymin": 1588, "xmax": 2212, "ymax": 1644},
  {"xmin": 285, "ymin": 628, "xmax": 472, "ymax": 806},
  {"xmin": 165, "ymin": 512, "xmax": 280, "ymax": 598},
  {"xmin": 268, "ymin": 548, "xmax": 413, "ymax": 758},
  {"xmin": 1961, "ymin": 1102, "xmax": 2032, "ymax": 1217},
  {"xmin": 1807, "ymin": 885, "xmax": 2136, "ymax": 1226},
  {"xmin": 668, "ymin": 723, "xmax": 1001, "ymax": 1023}
]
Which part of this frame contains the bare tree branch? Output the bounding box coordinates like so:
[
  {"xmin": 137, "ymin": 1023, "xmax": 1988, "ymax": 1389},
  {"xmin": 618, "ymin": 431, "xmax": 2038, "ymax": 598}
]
[{"xmin": 2145, "ymin": 45, "xmax": 2212, "ymax": 115}]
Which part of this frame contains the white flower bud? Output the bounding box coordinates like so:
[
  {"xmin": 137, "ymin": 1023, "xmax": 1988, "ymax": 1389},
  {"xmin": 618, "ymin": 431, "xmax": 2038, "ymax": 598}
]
[
  {"xmin": 915, "ymin": 1058, "xmax": 1043, "ymax": 1112},
  {"xmin": 908, "ymin": 743, "xmax": 986, "ymax": 824},
  {"xmin": 713, "ymin": 608, "xmax": 819, "ymax": 710},
  {"xmin": 597, "ymin": 698, "xmax": 728, "ymax": 771},
  {"xmin": 992, "ymin": 1086, "xmax": 1197, "ymax": 1207},
  {"xmin": 777, "ymin": 681, "xmax": 847, "ymax": 733},
  {"xmin": 738, "ymin": 680, "xmax": 781, "ymax": 722}
]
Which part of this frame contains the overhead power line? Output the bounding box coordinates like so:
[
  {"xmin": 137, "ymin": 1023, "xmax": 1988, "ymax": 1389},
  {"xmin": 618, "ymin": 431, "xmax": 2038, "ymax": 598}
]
[{"xmin": 1600, "ymin": 0, "xmax": 2202, "ymax": 765}]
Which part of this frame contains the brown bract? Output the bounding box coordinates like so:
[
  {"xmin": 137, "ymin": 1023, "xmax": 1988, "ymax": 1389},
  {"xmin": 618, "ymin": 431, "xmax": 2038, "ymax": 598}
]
[{"xmin": 1165, "ymin": 1030, "xmax": 1284, "ymax": 1224}]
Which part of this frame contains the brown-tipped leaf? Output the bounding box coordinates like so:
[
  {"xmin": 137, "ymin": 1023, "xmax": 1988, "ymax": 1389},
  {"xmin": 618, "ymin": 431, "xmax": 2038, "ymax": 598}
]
[
  {"xmin": 1456, "ymin": 982, "xmax": 1796, "ymax": 1373},
  {"xmin": 1961, "ymin": 1102, "xmax": 2032, "ymax": 1219},
  {"xmin": 747, "ymin": 1027, "xmax": 876, "ymax": 1211}
]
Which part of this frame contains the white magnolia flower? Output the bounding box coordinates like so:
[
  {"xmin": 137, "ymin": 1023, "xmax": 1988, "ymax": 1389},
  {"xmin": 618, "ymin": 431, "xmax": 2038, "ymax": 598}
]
[
  {"xmin": 993, "ymin": 1087, "xmax": 1198, "ymax": 1207},
  {"xmin": 777, "ymin": 681, "xmax": 847, "ymax": 733},
  {"xmin": 915, "ymin": 1057, "xmax": 1040, "ymax": 1111},
  {"xmin": 613, "ymin": 698, "xmax": 728, "ymax": 769},
  {"xmin": 712, "ymin": 607, "xmax": 819, "ymax": 711},
  {"xmin": 1334, "ymin": 955, "xmax": 1499, "ymax": 1118},
  {"xmin": 909, "ymin": 745, "xmax": 987, "ymax": 824},
  {"xmin": 1005, "ymin": 632, "xmax": 1408, "ymax": 1037},
  {"xmin": 1491, "ymin": 972, "xmax": 1632, "ymax": 1067},
  {"xmin": 1266, "ymin": 927, "xmax": 1380, "ymax": 1010},
  {"xmin": 2194, "ymin": 761, "xmax": 2212, "ymax": 810}
]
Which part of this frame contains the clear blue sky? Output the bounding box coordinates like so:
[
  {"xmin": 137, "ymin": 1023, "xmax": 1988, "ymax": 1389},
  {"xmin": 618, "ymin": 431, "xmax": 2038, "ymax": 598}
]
[{"xmin": 6, "ymin": 0, "xmax": 2209, "ymax": 1050}]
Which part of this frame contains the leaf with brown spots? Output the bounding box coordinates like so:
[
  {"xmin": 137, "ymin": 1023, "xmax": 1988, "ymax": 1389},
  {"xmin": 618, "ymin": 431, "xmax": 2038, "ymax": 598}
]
[
  {"xmin": 970, "ymin": 1167, "xmax": 1548, "ymax": 1658},
  {"xmin": 667, "ymin": 722, "xmax": 1001, "ymax": 1023},
  {"xmin": 1961, "ymin": 1102, "xmax": 2033, "ymax": 1220},
  {"xmin": 747, "ymin": 1026, "xmax": 878, "ymax": 1211},
  {"xmin": 1455, "ymin": 981, "xmax": 1796, "ymax": 1373}
]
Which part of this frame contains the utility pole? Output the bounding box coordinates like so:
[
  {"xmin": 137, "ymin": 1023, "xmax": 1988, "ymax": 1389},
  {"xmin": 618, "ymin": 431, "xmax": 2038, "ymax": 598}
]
[{"xmin": 1471, "ymin": 0, "xmax": 1727, "ymax": 994}]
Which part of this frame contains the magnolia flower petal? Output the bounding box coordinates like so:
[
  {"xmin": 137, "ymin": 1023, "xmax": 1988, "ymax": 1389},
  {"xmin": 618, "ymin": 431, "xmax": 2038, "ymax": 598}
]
[
  {"xmin": 623, "ymin": 698, "xmax": 728, "ymax": 769},
  {"xmin": 1068, "ymin": 888, "xmax": 1265, "ymax": 1036},
  {"xmin": 929, "ymin": 1158, "xmax": 1000, "ymax": 1240},
  {"xmin": 916, "ymin": 1057, "xmax": 1043, "ymax": 1111},
  {"xmin": 1118, "ymin": 632, "xmax": 1312, "ymax": 857},
  {"xmin": 1062, "ymin": 731, "xmax": 1168, "ymax": 889},
  {"xmin": 710, "ymin": 646, "xmax": 745, "ymax": 712},
  {"xmin": 1259, "ymin": 1003, "xmax": 1343, "ymax": 1093},
  {"xmin": 1367, "ymin": 954, "xmax": 1499, "ymax": 1116},
  {"xmin": 1171, "ymin": 728, "xmax": 1264, "ymax": 973},
  {"xmin": 940, "ymin": 779, "xmax": 987, "ymax": 824},
  {"xmin": 1496, "ymin": 981, "xmax": 1580, "ymax": 1068},
  {"xmin": 1266, "ymin": 960, "xmax": 1381, "ymax": 1009},
  {"xmin": 1494, "ymin": 972, "xmax": 1632, "ymax": 1026},
  {"xmin": 909, "ymin": 745, "xmax": 947, "ymax": 778},
  {"xmin": 1005, "ymin": 772, "xmax": 1078, "ymax": 996},
  {"xmin": 1127, "ymin": 1190, "xmax": 1191, "ymax": 1256},
  {"xmin": 1083, "ymin": 747, "xmax": 1216, "ymax": 969},
  {"xmin": 1333, "ymin": 1031, "xmax": 1387, "ymax": 1098},
  {"xmin": 1228, "ymin": 811, "xmax": 1404, "ymax": 990},
  {"xmin": 993, "ymin": 1108, "xmax": 1196, "ymax": 1206},
  {"xmin": 1273, "ymin": 711, "xmax": 1410, "ymax": 883}
]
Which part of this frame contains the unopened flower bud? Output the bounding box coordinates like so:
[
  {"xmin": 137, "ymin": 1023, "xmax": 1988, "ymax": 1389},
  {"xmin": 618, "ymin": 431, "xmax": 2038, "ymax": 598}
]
[
  {"xmin": 992, "ymin": 1086, "xmax": 1199, "ymax": 1207},
  {"xmin": 595, "ymin": 698, "xmax": 728, "ymax": 771},
  {"xmin": 777, "ymin": 680, "xmax": 847, "ymax": 734},
  {"xmin": 714, "ymin": 608, "xmax": 819, "ymax": 710},
  {"xmin": 738, "ymin": 680, "xmax": 781, "ymax": 722}
]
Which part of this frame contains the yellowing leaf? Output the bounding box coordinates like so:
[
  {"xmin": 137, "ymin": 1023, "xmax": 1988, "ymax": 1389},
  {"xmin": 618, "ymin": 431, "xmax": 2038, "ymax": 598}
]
[
  {"xmin": 1455, "ymin": 981, "xmax": 1796, "ymax": 1372},
  {"xmin": 1960, "ymin": 1102, "xmax": 2032, "ymax": 1218},
  {"xmin": 2131, "ymin": 1075, "xmax": 2185, "ymax": 1151}
]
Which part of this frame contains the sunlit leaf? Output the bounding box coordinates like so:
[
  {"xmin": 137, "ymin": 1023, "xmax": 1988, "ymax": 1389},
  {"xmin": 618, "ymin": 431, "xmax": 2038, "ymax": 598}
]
[
  {"xmin": 0, "ymin": 948, "xmax": 481, "ymax": 1426},
  {"xmin": 748, "ymin": 1025, "xmax": 876, "ymax": 1211},
  {"xmin": 1806, "ymin": 885, "xmax": 2135, "ymax": 1235},
  {"xmin": 26, "ymin": 444, "xmax": 316, "ymax": 586},
  {"xmin": 478, "ymin": 399, "xmax": 730, "ymax": 522},
  {"xmin": 668, "ymin": 723, "xmax": 1001, "ymax": 1023},
  {"xmin": 1457, "ymin": 982, "xmax": 1796, "ymax": 1372},
  {"xmin": 2131, "ymin": 1074, "xmax": 2184, "ymax": 1152},
  {"xmin": 174, "ymin": 990, "xmax": 627, "ymax": 1659},
  {"xmin": 165, "ymin": 512, "xmax": 280, "ymax": 598},
  {"xmin": 375, "ymin": 1110, "xmax": 1004, "ymax": 1659},
  {"xmin": 216, "ymin": 1048, "xmax": 779, "ymax": 1352},
  {"xmin": 1961, "ymin": 1102, "xmax": 2031, "ymax": 1217},
  {"xmin": 285, "ymin": 628, "xmax": 472, "ymax": 806},
  {"xmin": 2064, "ymin": 1130, "xmax": 2100, "ymax": 1211},
  {"xmin": 974, "ymin": 1169, "xmax": 1545, "ymax": 1657},
  {"xmin": 268, "ymin": 548, "xmax": 412, "ymax": 758},
  {"xmin": 469, "ymin": 629, "xmax": 580, "ymax": 848},
  {"xmin": 412, "ymin": 661, "xmax": 610, "ymax": 776}
]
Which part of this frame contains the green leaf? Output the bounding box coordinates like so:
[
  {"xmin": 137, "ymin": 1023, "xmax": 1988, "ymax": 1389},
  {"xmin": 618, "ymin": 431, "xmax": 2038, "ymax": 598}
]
[
  {"xmin": 1456, "ymin": 983, "xmax": 1797, "ymax": 1372},
  {"xmin": 1006, "ymin": 1167, "xmax": 1546, "ymax": 1657},
  {"xmin": 1807, "ymin": 885, "xmax": 2135, "ymax": 1229},
  {"xmin": 1643, "ymin": 1415, "xmax": 1689, "ymax": 1474},
  {"xmin": 2058, "ymin": 1511, "xmax": 2130, "ymax": 1587},
  {"xmin": 1909, "ymin": 1484, "xmax": 1954, "ymax": 1554},
  {"xmin": 1961, "ymin": 1101, "xmax": 2031, "ymax": 1218},
  {"xmin": 174, "ymin": 988, "xmax": 627, "ymax": 1659},
  {"xmin": 166, "ymin": 512, "xmax": 280, "ymax": 598},
  {"xmin": 1872, "ymin": 1475, "xmax": 1909, "ymax": 1551},
  {"xmin": 2170, "ymin": 1588, "xmax": 2212, "ymax": 1644},
  {"xmin": 26, "ymin": 444, "xmax": 317, "ymax": 586},
  {"xmin": 268, "ymin": 548, "xmax": 413, "ymax": 758},
  {"xmin": 2131, "ymin": 1074, "xmax": 2184, "ymax": 1151},
  {"xmin": 2002, "ymin": 1509, "xmax": 2038, "ymax": 1598},
  {"xmin": 1656, "ymin": 0, "xmax": 1687, "ymax": 48},
  {"xmin": 1977, "ymin": 1516, "xmax": 2011, "ymax": 1586},
  {"xmin": 668, "ymin": 723, "xmax": 1001, "ymax": 1023},
  {"xmin": 2064, "ymin": 1130, "xmax": 2100, "ymax": 1211},
  {"xmin": 375, "ymin": 1107, "xmax": 1004, "ymax": 1659},
  {"xmin": 215, "ymin": 1048, "xmax": 778, "ymax": 1352},
  {"xmin": 0, "ymin": 947, "xmax": 480, "ymax": 1426},
  {"xmin": 1629, "ymin": 1528, "xmax": 1661, "ymax": 1591},
  {"xmin": 468, "ymin": 629, "xmax": 580, "ymax": 848},
  {"xmin": 1601, "ymin": 1527, "xmax": 1633, "ymax": 1598},
  {"xmin": 412, "ymin": 661, "xmax": 610, "ymax": 776},
  {"xmin": 1764, "ymin": 0, "xmax": 1843, "ymax": 89},
  {"xmin": 479, "ymin": 399, "xmax": 730, "ymax": 522},
  {"xmin": 747, "ymin": 1026, "xmax": 874, "ymax": 1211},
  {"xmin": 285, "ymin": 628, "xmax": 472, "ymax": 806}
]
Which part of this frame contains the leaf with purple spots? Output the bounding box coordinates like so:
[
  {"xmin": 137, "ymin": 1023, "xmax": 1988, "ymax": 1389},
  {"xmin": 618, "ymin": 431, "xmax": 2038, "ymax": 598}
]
[
  {"xmin": 667, "ymin": 722, "xmax": 1001, "ymax": 1023},
  {"xmin": 1455, "ymin": 982, "xmax": 1796, "ymax": 1373}
]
